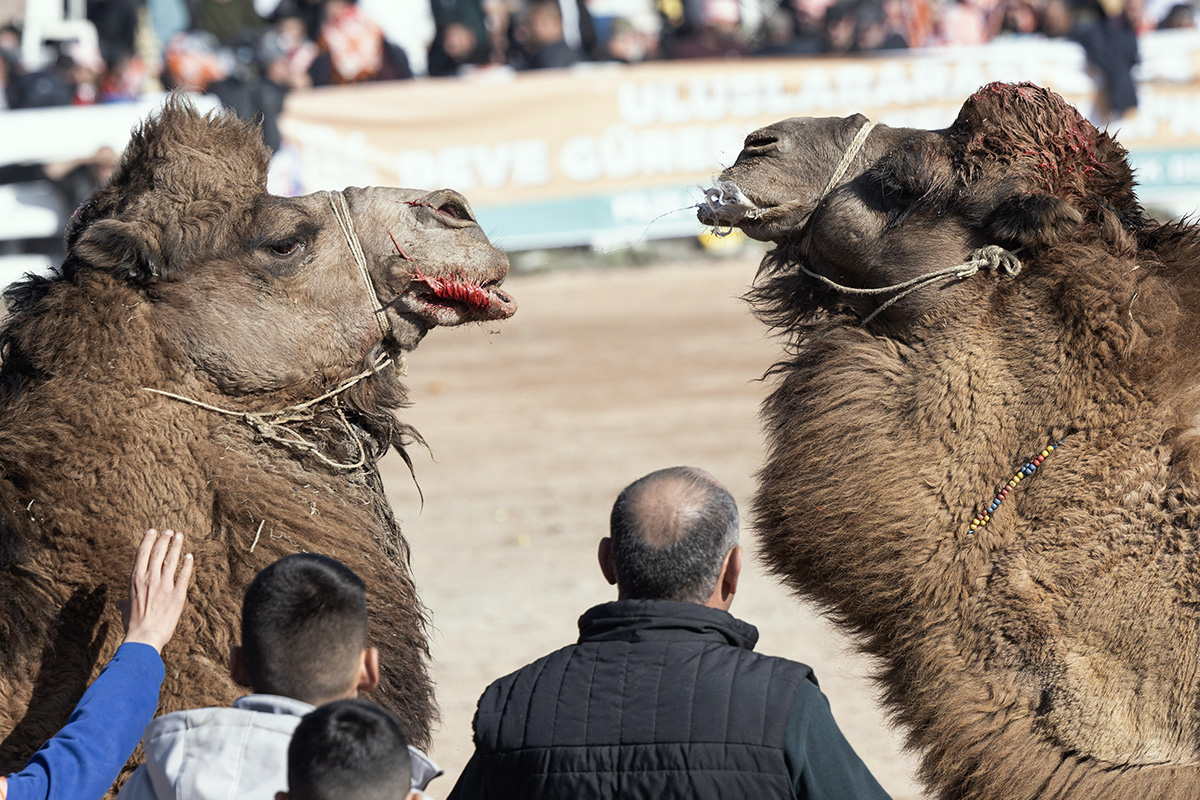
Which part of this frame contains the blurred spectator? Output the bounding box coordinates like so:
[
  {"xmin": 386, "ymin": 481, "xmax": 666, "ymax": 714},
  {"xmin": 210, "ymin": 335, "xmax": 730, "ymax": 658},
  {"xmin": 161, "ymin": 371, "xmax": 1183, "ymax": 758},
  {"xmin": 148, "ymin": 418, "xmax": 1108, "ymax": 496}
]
[
  {"xmin": 359, "ymin": 0, "xmax": 436, "ymax": 75},
  {"xmin": 1040, "ymin": 0, "xmax": 1139, "ymax": 121},
  {"xmin": 559, "ymin": 0, "xmax": 601, "ymax": 59},
  {"xmin": 64, "ymin": 41, "xmax": 106, "ymax": 104},
  {"xmin": 752, "ymin": 3, "xmax": 823, "ymax": 54},
  {"xmin": 1074, "ymin": 0, "xmax": 1140, "ymax": 120},
  {"xmin": 887, "ymin": 0, "xmax": 931, "ymax": 46},
  {"xmin": 855, "ymin": 0, "xmax": 909, "ymax": 48},
  {"xmin": 9, "ymin": 52, "xmax": 74, "ymax": 109},
  {"xmin": 0, "ymin": 23, "xmax": 19, "ymax": 55},
  {"xmin": 484, "ymin": 0, "xmax": 517, "ymax": 65},
  {"xmin": 512, "ymin": 0, "xmax": 583, "ymax": 68},
  {"xmin": 998, "ymin": 0, "xmax": 1041, "ymax": 34},
  {"xmin": 1157, "ymin": 1, "xmax": 1194, "ymax": 27},
  {"xmin": 269, "ymin": 7, "xmax": 318, "ymax": 87},
  {"xmin": 309, "ymin": 0, "xmax": 412, "ymax": 84},
  {"xmin": 936, "ymin": 0, "xmax": 993, "ymax": 44},
  {"xmin": 163, "ymin": 29, "xmax": 235, "ymax": 89},
  {"xmin": 604, "ymin": 16, "xmax": 663, "ymax": 61},
  {"xmin": 427, "ymin": 17, "xmax": 485, "ymax": 74},
  {"xmin": 100, "ymin": 52, "xmax": 150, "ymax": 101},
  {"xmin": 822, "ymin": 0, "xmax": 859, "ymax": 51},
  {"xmin": 671, "ymin": 0, "xmax": 746, "ymax": 58},
  {"xmin": 193, "ymin": 0, "xmax": 265, "ymax": 44},
  {"xmin": 429, "ymin": 0, "xmax": 491, "ymax": 74},
  {"xmin": 205, "ymin": 31, "xmax": 288, "ymax": 150},
  {"xmin": 87, "ymin": 0, "xmax": 142, "ymax": 68}
]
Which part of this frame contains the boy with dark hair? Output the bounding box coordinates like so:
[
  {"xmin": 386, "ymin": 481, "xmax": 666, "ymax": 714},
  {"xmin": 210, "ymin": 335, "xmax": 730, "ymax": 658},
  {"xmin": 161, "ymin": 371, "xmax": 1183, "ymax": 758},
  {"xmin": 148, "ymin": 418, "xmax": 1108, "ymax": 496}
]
[
  {"xmin": 238, "ymin": 553, "xmax": 375, "ymax": 704},
  {"xmin": 118, "ymin": 554, "xmax": 437, "ymax": 800},
  {"xmin": 276, "ymin": 699, "xmax": 417, "ymax": 800}
]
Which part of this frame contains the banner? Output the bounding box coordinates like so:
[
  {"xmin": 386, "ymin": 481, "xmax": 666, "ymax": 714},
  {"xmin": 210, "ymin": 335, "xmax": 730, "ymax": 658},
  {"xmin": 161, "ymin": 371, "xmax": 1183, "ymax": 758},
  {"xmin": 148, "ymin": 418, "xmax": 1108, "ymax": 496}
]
[{"xmin": 279, "ymin": 30, "xmax": 1200, "ymax": 251}]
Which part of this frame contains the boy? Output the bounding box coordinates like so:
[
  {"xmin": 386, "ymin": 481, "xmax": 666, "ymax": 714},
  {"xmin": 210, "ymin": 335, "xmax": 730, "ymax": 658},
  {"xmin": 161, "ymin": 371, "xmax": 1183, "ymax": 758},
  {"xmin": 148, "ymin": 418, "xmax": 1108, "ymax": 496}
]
[
  {"xmin": 118, "ymin": 553, "xmax": 437, "ymax": 799},
  {"xmin": 1, "ymin": 529, "xmax": 194, "ymax": 800},
  {"xmin": 278, "ymin": 699, "xmax": 417, "ymax": 800}
]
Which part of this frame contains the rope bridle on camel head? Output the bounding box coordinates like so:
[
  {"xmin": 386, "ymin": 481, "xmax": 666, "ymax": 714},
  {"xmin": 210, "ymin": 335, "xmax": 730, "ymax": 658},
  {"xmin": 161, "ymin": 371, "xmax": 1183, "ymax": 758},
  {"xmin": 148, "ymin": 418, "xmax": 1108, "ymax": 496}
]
[
  {"xmin": 327, "ymin": 189, "xmax": 394, "ymax": 342},
  {"xmin": 705, "ymin": 117, "xmax": 1025, "ymax": 327},
  {"xmin": 791, "ymin": 118, "xmax": 1025, "ymax": 326},
  {"xmin": 141, "ymin": 190, "xmax": 403, "ymax": 471}
]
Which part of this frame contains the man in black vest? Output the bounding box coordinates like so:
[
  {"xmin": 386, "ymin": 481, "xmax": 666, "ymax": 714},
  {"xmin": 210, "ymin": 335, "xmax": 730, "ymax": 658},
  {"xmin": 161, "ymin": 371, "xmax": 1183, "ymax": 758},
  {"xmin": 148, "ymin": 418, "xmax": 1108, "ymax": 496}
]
[{"xmin": 447, "ymin": 466, "xmax": 893, "ymax": 800}]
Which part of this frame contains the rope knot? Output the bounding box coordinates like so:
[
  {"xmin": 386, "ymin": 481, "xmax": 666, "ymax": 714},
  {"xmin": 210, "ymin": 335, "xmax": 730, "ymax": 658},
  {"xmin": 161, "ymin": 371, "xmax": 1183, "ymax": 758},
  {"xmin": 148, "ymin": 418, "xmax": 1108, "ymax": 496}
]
[
  {"xmin": 243, "ymin": 414, "xmax": 275, "ymax": 438},
  {"xmin": 971, "ymin": 245, "xmax": 1023, "ymax": 277}
]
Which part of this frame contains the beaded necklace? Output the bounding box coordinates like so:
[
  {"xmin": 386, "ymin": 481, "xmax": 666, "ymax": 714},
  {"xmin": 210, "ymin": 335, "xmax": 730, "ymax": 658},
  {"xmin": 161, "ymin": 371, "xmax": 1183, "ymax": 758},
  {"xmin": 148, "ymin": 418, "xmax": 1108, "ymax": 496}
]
[{"xmin": 967, "ymin": 440, "xmax": 1063, "ymax": 535}]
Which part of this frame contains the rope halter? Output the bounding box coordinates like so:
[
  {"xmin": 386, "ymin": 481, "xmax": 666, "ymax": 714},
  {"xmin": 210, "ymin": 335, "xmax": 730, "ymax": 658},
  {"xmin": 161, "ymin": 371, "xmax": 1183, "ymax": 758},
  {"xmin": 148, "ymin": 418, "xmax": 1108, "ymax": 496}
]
[
  {"xmin": 140, "ymin": 191, "xmax": 414, "ymax": 469},
  {"xmin": 802, "ymin": 245, "xmax": 1023, "ymax": 326},
  {"xmin": 327, "ymin": 189, "xmax": 393, "ymax": 341},
  {"xmin": 775, "ymin": 118, "xmax": 1024, "ymax": 326},
  {"xmin": 751, "ymin": 119, "xmax": 879, "ymax": 223}
]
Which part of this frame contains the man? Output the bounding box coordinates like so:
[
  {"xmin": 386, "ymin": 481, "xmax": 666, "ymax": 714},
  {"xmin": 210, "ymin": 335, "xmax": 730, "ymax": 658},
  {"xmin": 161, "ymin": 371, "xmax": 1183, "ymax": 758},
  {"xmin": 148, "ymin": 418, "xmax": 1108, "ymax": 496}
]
[
  {"xmin": 277, "ymin": 699, "xmax": 418, "ymax": 800},
  {"xmin": 448, "ymin": 466, "xmax": 892, "ymax": 799},
  {"xmin": 117, "ymin": 554, "xmax": 437, "ymax": 800}
]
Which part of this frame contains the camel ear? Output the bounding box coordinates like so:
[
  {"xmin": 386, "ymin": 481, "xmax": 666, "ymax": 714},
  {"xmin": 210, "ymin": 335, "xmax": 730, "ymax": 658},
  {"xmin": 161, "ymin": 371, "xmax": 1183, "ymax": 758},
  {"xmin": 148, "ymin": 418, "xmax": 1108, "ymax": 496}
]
[
  {"xmin": 71, "ymin": 218, "xmax": 166, "ymax": 282},
  {"xmin": 982, "ymin": 193, "xmax": 1083, "ymax": 251}
]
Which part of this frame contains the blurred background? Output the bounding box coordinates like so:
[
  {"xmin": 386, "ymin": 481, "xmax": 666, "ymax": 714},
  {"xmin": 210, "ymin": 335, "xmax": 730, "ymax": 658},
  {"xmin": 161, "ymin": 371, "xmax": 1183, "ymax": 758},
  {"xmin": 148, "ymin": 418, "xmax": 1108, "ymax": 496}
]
[{"xmin": 3, "ymin": 1, "xmax": 1200, "ymax": 797}]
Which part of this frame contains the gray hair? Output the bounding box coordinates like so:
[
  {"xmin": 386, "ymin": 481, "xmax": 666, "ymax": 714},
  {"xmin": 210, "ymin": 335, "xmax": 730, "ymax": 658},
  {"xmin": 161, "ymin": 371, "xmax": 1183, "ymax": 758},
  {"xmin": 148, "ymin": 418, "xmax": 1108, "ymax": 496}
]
[{"xmin": 609, "ymin": 466, "xmax": 739, "ymax": 604}]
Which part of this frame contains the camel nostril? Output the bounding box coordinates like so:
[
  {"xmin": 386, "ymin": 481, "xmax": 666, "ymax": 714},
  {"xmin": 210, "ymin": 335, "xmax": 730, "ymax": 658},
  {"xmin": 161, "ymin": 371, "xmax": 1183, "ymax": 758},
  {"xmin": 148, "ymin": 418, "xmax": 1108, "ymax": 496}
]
[
  {"xmin": 743, "ymin": 132, "xmax": 780, "ymax": 153},
  {"xmin": 437, "ymin": 201, "xmax": 473, "ymax": 222}
]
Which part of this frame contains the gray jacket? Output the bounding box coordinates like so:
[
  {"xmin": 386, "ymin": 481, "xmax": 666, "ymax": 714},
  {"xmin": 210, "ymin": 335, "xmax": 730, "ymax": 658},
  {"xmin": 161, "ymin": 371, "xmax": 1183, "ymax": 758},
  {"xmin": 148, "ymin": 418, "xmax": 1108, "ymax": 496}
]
[{"xmin": 117, "ymin": 694, "xmax": 440, "ymax": 799}]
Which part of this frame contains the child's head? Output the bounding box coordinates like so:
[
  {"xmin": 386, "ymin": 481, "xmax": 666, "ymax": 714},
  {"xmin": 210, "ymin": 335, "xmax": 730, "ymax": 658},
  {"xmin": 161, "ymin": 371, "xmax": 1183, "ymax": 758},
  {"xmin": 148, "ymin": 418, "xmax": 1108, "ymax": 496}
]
[
  {"xmin": 236, "ymin": 553, "xmax": 378, "ymax": 705},
  {"xmin": 281, "ymin": 699, "xmax": 416, "ymax": 800}
]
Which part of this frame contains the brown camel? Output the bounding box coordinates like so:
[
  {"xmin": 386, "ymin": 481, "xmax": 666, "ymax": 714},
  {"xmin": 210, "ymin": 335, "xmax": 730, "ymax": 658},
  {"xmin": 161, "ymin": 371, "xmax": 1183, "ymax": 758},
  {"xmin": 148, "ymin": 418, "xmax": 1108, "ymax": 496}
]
[
  {"xmin": 0, "ymin": 98, "xmax": 516, "ymax": 771},
  {"xmin": 698, "ymin": 81, "xmax": 1200, "ymax": 799}
]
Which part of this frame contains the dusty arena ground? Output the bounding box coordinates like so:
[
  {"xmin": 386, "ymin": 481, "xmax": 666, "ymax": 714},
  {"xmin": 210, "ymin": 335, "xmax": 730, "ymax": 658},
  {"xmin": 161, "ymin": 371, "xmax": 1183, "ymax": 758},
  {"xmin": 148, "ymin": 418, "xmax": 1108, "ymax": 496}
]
[{"xmin": 382, "ymin": 246, "xmax": 925, "ymax": 799}]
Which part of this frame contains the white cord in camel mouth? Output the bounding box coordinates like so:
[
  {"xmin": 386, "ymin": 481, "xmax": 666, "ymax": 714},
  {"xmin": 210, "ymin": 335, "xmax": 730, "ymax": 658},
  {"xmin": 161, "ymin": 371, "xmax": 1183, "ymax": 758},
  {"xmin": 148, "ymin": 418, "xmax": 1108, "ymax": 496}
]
[{"xmin": 699, "ymin": 180, "xmax": 766, "ymax": 230}]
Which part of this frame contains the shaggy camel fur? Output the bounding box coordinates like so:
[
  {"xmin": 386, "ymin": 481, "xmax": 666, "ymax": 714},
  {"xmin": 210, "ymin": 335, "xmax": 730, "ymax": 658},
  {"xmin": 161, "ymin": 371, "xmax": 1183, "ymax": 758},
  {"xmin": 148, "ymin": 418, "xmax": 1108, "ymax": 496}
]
[
  {"xmin": 0, "ymin": 98, "xmax": 516, "ymax": 771},
  {"xmin": 699, "ymin": 81, "xmax": 1200, "ymax": 799}
]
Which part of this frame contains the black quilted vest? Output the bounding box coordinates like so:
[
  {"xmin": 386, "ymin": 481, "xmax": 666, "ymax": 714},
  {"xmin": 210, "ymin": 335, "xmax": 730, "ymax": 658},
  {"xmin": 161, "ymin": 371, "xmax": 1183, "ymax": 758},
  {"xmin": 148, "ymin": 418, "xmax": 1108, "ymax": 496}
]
[{"xmin": 469, "ymin": 599, "xmax": 816, "ymax": 799}]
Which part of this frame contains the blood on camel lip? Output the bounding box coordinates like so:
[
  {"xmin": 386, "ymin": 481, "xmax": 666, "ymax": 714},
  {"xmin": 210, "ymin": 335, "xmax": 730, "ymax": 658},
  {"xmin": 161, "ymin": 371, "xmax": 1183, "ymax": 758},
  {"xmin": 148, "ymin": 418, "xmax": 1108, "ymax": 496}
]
[{"xmin": 410, "ymin": 268, "xmax": 493, "ymax": 312}]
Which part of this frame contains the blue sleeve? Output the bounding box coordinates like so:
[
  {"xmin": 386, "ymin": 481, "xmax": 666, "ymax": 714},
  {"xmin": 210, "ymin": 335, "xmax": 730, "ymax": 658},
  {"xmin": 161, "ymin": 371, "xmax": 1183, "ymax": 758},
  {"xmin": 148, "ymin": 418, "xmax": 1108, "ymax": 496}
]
[
  {"xmin": 784, "ymin": 679, "xmax": 893, "ymax": 800},
  {"xmin": 4, "ymin": 642, "xmax": 165, "ymax": 800}
]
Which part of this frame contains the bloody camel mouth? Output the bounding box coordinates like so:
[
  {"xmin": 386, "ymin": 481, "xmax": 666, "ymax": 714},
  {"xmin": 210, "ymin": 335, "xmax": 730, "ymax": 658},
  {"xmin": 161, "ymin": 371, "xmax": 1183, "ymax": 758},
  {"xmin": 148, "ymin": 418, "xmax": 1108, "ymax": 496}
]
[{"xmin": 392, "ymin": 269, "xmax": 517, "ymax": 327}]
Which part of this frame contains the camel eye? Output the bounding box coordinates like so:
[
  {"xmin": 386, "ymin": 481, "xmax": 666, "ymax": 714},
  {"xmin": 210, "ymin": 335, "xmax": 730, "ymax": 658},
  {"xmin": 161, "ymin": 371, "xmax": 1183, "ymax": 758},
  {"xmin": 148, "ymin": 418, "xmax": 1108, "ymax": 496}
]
[{"xmin": 268, "ymin": 239, "xmax": 302, "ymax": 257}]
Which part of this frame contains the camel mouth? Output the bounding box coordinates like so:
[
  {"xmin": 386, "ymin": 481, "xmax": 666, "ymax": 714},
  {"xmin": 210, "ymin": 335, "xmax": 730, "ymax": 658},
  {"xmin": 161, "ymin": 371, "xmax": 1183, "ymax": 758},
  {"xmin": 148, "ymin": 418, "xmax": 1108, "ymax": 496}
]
[
  {"xmin": 697, "ymin": 180, "xmax": 779, "ymax": 229},
  {"xmin": 392, "ymin": 271, "xmax": 517, "ymax": 328}
]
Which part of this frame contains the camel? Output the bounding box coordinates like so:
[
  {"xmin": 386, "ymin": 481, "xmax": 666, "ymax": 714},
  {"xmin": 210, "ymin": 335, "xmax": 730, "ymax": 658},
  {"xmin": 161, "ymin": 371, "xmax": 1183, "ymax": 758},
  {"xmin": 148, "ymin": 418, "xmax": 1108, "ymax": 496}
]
[
  {"xmin": 698, "ymin": 81, "xmax": 1200, "ymax": 799},
  {"xmin": 0, "ymin": 98, "xmax": 516, "ymax": 771}
]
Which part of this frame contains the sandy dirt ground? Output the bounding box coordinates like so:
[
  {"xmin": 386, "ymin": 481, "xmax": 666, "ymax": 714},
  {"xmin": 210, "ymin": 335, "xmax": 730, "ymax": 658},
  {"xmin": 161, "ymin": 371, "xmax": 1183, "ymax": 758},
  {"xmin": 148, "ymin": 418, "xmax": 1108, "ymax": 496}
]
[{"xmin": 381, "ymin": 250, "xmax": 926, "ymax": 799}]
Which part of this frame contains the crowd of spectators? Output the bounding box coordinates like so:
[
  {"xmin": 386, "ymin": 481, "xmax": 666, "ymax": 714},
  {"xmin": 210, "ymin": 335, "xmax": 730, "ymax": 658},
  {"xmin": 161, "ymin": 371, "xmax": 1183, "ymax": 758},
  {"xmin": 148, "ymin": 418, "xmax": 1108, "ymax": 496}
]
[
  {"xmin": 0, "ymin": 0, "xmax": 1194, "ymax": 173},
  {"xmin": 0, "ymin": 0, "xmax": 1194, "ymax": 104}
]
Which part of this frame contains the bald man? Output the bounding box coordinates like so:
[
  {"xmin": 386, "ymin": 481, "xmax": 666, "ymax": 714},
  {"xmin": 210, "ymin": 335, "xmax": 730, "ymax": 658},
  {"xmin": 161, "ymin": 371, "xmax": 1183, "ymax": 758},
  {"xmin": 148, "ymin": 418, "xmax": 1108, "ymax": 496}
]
[{"xmin": 447, "ymin": 467, "xmax": 892, "ymax": 800}]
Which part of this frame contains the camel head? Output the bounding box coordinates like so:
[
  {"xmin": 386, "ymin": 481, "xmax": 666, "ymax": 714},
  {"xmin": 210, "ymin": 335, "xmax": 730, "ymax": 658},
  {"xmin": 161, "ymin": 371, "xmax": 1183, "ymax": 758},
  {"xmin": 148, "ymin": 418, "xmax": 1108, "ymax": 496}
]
[
  {"xmin": 45, "ymin": 97, "xmax": 516, "ymax": 398},
  {"xmin": 699, "ymin": 81, "xmax": 1147, "ymax": 333}
]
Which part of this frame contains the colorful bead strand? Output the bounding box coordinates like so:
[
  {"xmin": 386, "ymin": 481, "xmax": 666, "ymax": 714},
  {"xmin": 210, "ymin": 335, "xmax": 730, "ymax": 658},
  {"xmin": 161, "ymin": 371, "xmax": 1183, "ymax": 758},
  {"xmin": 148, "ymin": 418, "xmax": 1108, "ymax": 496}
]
[{"xmin": 967, "ymin": 441, "xmax": 1062, "ymax": 535}]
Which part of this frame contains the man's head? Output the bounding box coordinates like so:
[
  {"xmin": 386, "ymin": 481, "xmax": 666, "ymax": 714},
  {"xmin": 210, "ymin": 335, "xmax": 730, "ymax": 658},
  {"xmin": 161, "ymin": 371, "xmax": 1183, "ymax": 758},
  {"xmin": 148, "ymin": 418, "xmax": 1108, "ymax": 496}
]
[
  {"xmin": 232, "ymin": 553, "xmax": 379, "ymax": 705},
  {"xmin": 601, "ymin": 466, "xmax": 741, "ymax": 608},
  {"xmin": 278, "ymin": 699, "xmax": 416, "ymax": 800}
]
